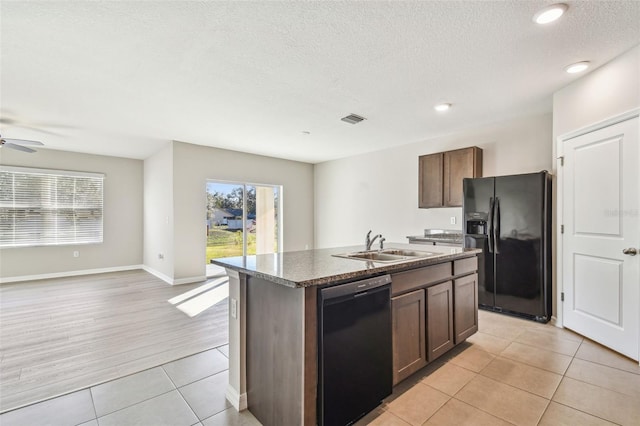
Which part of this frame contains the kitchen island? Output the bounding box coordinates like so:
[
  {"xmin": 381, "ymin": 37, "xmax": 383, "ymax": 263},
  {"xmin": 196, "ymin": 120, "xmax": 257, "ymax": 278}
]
[{"xmin": 211, "ymin": 243, "xmax": 480, "ymax": 426}]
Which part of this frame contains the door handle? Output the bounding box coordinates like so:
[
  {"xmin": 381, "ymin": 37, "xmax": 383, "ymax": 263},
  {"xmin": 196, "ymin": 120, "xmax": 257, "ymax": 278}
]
[
  {"xmin": 488, "ymin": 197, "xmax": 495, "ymax": 253},
  {"xmin": 623, "ymin": 248, "xmax": 637, "ymax": 256},
  {"xmin": 493, "ymin": 197, "xmax": 500, "ymax": 254}
]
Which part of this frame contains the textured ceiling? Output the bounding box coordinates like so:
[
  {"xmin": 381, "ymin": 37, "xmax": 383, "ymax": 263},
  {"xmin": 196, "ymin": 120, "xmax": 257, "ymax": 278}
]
[{"xmin": 1, "ymin": 1, "xmax": 639, "ymax": 163}]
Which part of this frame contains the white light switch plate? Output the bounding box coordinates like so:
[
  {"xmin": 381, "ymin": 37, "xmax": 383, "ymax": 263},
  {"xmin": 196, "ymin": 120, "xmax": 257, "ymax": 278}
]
[{"xmin": 450, "ymin": 217, "xmax": 456, "ymax": 225}]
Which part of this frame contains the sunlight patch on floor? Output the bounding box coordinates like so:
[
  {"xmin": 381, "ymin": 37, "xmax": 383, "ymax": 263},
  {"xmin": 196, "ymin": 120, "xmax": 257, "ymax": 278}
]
[
  {"xmin": 169, "ymin": 277, "xmax": 229, "ymax": 318},
  {"xmin": 168, "ymin": 277, "xmax": 227, "ymax": 305}
]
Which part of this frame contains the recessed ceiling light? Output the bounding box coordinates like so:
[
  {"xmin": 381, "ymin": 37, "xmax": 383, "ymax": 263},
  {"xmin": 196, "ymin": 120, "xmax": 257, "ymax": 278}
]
[
  {"xmin": 434, "ymin": 103, "xmax": 451, "ymax": 112},
  {"xmin": 565, "ymin": 61, "xmax": 590, "ymax": 74},
  {"xmin": 533, "ymin": 3, "xmax": 568, "ymax": 24},
  {"xmin": 302, "ymin": 131, "xmax": 310, "ymax": 135}
]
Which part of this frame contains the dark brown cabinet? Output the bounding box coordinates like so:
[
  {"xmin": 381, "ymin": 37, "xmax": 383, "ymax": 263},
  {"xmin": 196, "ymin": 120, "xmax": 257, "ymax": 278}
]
[
  {"xmin": 390, "ymin": 256, "xmax": 478, "ymax": 385},
  {"xmin": 419, "ymin": 146, "xmax": 482, "ymax": 208},
  {"xmin": 391, "ymin": 289, "xmax": 427, "ymax": 385},
  {"xmin": 454, "ymin": 273, "xmax": 479, "ymax": 343},
  {"xmin": 426, "ymin": 281, "xmax": 455, "ymax": 362},
  {"xmin": 418, "ymin": 153, "xmax": 443, "ymax": 208}
]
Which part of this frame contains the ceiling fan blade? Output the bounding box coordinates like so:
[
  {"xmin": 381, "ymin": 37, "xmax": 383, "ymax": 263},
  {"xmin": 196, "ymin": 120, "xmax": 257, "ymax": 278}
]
[
  {"xmin": 2, "ymin": 138, "xmax": 44, "ymax": 146},
  {"xmin": 2, "ymin": 143, "xmax": 37, "ymax": 153},
  {"xmin": 0, "ymin": 117, "xmax": 76, "ymax": 129}
]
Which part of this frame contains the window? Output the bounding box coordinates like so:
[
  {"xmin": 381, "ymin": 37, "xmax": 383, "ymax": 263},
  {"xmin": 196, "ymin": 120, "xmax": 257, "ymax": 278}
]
[
  {"xmin": 0, "ymin": 166, "xmax": 104, "ymax": 248},
  {"xmin": 206, "ymin": 180, "xmax": 281, "ymax": 264}
]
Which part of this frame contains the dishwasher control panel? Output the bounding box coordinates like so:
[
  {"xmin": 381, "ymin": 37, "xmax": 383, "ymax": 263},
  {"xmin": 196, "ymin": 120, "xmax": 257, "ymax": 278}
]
[{"xmin": 321, "ymin": 274, "xmax": 391, "ymax": 299}]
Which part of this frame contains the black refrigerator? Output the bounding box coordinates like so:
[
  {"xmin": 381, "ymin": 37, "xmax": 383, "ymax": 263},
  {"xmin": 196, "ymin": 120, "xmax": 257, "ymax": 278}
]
[{"xmin": 463, "ymin": 171, "xmax": 552, "ymax": 322}]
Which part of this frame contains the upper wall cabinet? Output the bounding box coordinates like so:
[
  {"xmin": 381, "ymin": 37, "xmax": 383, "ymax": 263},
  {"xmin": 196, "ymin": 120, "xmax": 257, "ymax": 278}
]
[{"xmin": 419, "ymin": 147, "xmax": 482, "ymax": 208}]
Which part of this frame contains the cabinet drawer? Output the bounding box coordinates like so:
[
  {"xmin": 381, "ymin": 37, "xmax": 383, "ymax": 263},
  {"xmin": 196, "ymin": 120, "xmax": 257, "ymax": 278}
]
[
  {"xmin": 454, "ymin": 256, "xmax": 477, "ymax": 276},
  {"xmin": 392, "ymin": 262, "xmax": 452, "ymax": 295}
]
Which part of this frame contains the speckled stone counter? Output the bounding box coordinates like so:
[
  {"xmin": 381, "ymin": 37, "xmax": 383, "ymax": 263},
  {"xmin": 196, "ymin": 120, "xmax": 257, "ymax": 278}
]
[
  {"xmin": 219, "ymin": 243, "xmax": 481, "ymax": 426},
  {"xmin": 211, "ymin": 242, "xmax": 480, "ymax": 288}
]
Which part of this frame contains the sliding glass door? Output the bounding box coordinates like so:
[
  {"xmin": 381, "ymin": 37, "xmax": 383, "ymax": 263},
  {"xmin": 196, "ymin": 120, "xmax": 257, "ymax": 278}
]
[{"xmin": 206, "ymin": 180, "xmax": 280, "ymax": 263}]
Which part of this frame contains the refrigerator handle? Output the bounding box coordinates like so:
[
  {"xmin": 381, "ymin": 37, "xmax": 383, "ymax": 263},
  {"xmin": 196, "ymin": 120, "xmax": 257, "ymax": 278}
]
[
  {"xmin": 488, "ymin": 197, "xmax": 495, "ymax": 253},
  {"xmin": 493, "ymin": 197, "xmax": 500, "ymax": 254}
]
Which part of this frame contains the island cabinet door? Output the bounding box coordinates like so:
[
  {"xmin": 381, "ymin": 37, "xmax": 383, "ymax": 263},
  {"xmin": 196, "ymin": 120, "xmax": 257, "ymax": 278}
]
[
  {"xmin": 454, "ymin": 273, "xmax": 479, "ymax": 343},
  {"xmin": 392, "ymin": 289, "xmax": 427, "ymax": 385},
  {"xmin": 426, "ymin": 281, "xmax": 455, "ymax": 362}
]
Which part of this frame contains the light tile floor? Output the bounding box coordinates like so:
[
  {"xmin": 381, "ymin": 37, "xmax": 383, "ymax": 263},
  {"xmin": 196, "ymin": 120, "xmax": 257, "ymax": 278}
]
[
  {"xmin": 2, "ymin": 310, "xmax": 639, "ymax": 426},
  {"xmin": 358, "ymin": 310, "xmax": 640, "ymax": 426},
  {"xmin": 0, "ymin": 344, "xmax": 260, "ymax": 426}
]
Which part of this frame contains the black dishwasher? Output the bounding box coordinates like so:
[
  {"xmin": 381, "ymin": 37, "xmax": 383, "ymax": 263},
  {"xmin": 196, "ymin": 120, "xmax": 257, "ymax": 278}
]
[{"xmin": 318, "ymin": 274, "xmax": 392, "ymax": 426}]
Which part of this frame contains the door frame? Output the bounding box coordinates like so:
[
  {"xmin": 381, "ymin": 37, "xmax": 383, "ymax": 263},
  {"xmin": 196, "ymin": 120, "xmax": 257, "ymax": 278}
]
[
  {"xmin": 205, "ymin": 179, "xmax": 284, "ymax": 259},
  {"xmin": 556, "ymin": 108, "xmax": 640, "ymax": 360}
]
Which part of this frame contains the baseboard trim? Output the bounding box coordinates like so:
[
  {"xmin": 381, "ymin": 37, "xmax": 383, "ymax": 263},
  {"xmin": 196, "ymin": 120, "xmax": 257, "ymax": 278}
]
[
  {"xmin": 141, "ymin": 266, "xmax": 205, "ymax": 286},
  {"xmin": 173, "ymin": 275, "xmax": 207, "ymax": 286},
  {"xmin": 142, "ymin": 265, "xmax": 174, "ymax": 285},
  {"xmin": 0, "ymin": 265, "xmax": 143, "ymax": 284},
  {"xmin": 226, "ymin": 385, "xmax": 248, "ymax": 411}
]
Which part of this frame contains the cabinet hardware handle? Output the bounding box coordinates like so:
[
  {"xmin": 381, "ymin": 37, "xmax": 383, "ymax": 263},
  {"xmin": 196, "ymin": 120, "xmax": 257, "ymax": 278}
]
[{"xmin": 622, "ymin": 248, "xmax": 637, "ymax": 256}]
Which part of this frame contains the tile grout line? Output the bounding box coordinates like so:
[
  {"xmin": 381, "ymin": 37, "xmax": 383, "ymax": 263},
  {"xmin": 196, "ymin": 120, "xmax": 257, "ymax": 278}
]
[
  {"xmin": 393, "ymin": 313, "xmax": 636, "ymax": 426},
  {"xmin": 159, "ymin": 362, "xmax": 203, "ymax": 422},
  {"xmin": 419, "ymin": 351, "xmax": 516, "ymax": 426},
  {"xmin": 470, "ymin": 345, "xmax": 561, "ymax": 401},
  {"xmin": 94, "ymin": 388, "xmax": 177, "ymax": 421},
  {"xmin": 539, "ymin": 339, "xmax": 618, "ymax": 426},
  {"xmin": 476, "ymin": 346, "xmax": 549, "ymax": 426},
  {"xmin": 0, "ymin": 270, "xmax": 229, "ymax": 414},
  {"xmin": 440, "ymin": 331, "xmax": 555, "ymax": 425},
  {"xmin": 173, "ymin": 372, "xmax": 232, "ymax": 422},
  {"xmin": 162, "ymin": 360, "xmax": 230, "ymax": 422},
  {"xmin": 505, "ymin": 335, "xmax": 582, "ymax": 357},
  {"xmin": 448, "ymin": 396, "xmax": 520, "ymax": 426},
  {"xmin": 174, "ymin": 388, "xmax": 202, "ymax": 423},
  {"xmin": 572, "ymin": 349, "xmax": 640, "ymax": 376},
  {"xmin": 422, "ymin": 365, "xmax": 520, "ymax": 426},
  {"xmin": 496, "ymin": 346, "xmax": 573, "ymax": 377},
  {"xmin": 383, "ymin": 410, "xmax": 411, "ymax": 426},
  {"xmin": 0, "ymin": 345, "xmax": 229, "ymax": 418},
  {"xmin": 86, "ymin": 387, "xmax": 99, "ymax": 425},
  {"xmin": 162, "ymin": 365, "xmax": 230, "ymax": 389}
]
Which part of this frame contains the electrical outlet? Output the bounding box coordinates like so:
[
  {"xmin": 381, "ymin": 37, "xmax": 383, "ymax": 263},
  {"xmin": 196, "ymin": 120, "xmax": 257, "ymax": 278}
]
[
  {"xmin": 450, "ymin": 217, "xmax": 456, "ymax": 225},
  {"xmin": 158, "ymin": 253, "xmax": 164, "ymax": 260},
  {"xmin": 231, "ymin": 298, "xmax": 238, "ymax": 319},
  {"xmin": 73, "ymin": 251, "xmax": 79, "ymax": 258}
]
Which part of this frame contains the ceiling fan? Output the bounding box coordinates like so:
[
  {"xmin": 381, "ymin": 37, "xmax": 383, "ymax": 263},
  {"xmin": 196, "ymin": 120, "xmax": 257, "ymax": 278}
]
[{"xmin": 0, "ymin": 134, "xmax": 44, "ymax": 153}]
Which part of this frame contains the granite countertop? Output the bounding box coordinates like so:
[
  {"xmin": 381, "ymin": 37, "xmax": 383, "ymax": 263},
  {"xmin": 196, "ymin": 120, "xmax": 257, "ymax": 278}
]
[
  {"xmin": 406, "ymin": 236, "xmax": 463, "ymax": 244},
  {"xmin": 406, "ymin": 229, "xmax": 463, "ymax": 244},
  {"xmin": 211, "ymin": 243, "xmax": 480, "ymax": 288}
]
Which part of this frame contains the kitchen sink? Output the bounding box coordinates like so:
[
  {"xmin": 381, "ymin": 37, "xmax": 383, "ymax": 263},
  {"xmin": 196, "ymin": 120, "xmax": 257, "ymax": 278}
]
[
  {"xmin": 333, "ymin": 248, "xmax": 440, "ymax": 263},
  {"xmin": 379, "ymin": 249, "xmax": 438, "ymax": 257}
]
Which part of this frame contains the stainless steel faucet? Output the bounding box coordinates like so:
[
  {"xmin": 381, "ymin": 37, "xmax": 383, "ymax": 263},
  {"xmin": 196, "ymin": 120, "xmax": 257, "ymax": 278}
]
[{"xmin": 365, "ymin": 230, "xmax": 383, "ymax": 251}]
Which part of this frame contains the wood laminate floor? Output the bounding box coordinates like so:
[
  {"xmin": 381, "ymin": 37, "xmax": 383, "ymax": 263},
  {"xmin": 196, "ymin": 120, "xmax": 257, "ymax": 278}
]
[{"xmin": 0, "ymin": 270, "xmax": 228, "ymax": 413}]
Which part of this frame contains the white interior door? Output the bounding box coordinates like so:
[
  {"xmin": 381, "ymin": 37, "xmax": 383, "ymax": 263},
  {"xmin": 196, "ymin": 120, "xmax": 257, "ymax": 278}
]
[{"xmin": 562, "ymin": 115, "xmax": 639, "ymax": 361}]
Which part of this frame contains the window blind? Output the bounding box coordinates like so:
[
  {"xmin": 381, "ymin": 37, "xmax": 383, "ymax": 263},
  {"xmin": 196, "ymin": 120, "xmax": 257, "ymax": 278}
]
[{"xmin": 0, "ymin": 166, "xmax": 104, "ymax": 248}]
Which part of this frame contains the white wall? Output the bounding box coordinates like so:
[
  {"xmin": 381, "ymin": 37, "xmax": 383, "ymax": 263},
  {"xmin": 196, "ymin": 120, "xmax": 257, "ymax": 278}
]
[
  {"xmin": 314, "ymin": 113, "xmax": 552, "ymax": 248},
  {"xmin": 553, "ymin": 45, "xmax": 640, "ymax": 139},
  {"xmin": 0, "ymin": 148, "xmax": 143, "ymax": 280},
  {"xmin": 148, "ymin": 141, "xmax": 314, "ymax": 283},
  {"xmin": 143, "ymin": 143, "xmax": 174, "ymax": 281},
  {"xmin": 552, "ymin": 44, "xmax": 640, "ymax": 320}
]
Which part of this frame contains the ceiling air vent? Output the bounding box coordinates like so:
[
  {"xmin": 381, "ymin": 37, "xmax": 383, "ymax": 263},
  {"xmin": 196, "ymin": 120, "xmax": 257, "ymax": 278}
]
[{"xmin": 341, "ymin": 114, "xmax": 366, "ymax": 124}]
